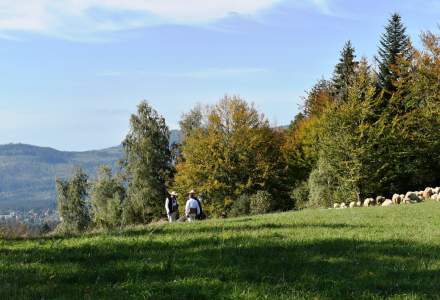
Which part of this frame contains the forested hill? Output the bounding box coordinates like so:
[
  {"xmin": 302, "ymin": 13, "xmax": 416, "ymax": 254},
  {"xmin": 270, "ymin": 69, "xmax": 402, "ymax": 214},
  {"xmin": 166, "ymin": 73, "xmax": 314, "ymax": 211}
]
[{"xmin": 0, "ymin": 130, "xmax": 181, "ymax": 211}]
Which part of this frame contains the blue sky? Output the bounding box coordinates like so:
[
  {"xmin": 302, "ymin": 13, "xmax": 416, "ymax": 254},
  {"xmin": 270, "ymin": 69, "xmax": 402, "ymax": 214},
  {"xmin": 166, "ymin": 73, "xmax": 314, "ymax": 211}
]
[{"xmin": 0, "ymin": 0, "xmax": 439, "ymax": 151}]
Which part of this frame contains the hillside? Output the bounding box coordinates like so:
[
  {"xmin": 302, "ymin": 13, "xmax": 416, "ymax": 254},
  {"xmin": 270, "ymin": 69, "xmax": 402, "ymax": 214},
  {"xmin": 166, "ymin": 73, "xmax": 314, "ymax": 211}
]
[
  {"xmin": 2, "ymin": 201, "xmax": 440, "ymax": 299},
  {"xmin": 0, "ymin": 130, "xmax": 181, "ymax": 211}
]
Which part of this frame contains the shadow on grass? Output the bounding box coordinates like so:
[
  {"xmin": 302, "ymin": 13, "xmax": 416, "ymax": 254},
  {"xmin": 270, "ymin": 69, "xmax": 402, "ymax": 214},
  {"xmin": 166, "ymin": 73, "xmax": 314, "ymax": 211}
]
[{"xmin": 1, "ymin": 228, "xmax": 440, "ymax": 300}]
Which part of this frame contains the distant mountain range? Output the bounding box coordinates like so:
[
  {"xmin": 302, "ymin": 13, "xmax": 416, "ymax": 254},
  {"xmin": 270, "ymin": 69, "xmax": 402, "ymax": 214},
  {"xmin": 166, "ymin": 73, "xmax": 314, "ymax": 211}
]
[{"xmin": 0, "ymin": 130, "xmax": 181, "ymax": 211}]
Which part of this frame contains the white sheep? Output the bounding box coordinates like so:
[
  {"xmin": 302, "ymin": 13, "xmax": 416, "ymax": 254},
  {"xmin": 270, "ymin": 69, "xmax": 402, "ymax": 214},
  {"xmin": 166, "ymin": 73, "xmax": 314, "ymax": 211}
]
[
  {"xmin": 382, "ymin": 199, "xmax": 393, "ymax": 207},
  {"xmin": 392, "ymin": 194, "xmax": 402, "ymax": 204}
]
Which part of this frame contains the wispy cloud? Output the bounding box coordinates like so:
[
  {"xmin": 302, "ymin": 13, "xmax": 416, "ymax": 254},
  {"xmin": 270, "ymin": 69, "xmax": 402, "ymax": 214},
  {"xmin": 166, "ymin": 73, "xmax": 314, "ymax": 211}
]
[
  {"xmin": 168, "ymin": 67, "xmax": 269, "ymax": 79},
  {"xmin": 0, "ymin": 0, "xmax": 331, "ymax": 41}
]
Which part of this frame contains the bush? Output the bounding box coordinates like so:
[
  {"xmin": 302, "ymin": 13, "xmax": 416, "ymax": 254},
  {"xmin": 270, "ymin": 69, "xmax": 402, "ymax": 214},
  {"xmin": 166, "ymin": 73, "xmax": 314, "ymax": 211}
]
[
  {"xmin": 250, "ymin": 191, "xmax": 273, "ymax": 215},
  {"xmin": 291, "ymin": 181, "xmax": 309, "ymax": 210},
  {"xmin": 308, "ymin": 166, "xmax": 332, "ymax": 208},
  {"xmin": 229, "ymin": 194, "xmax": 251, "ymax": 217}
]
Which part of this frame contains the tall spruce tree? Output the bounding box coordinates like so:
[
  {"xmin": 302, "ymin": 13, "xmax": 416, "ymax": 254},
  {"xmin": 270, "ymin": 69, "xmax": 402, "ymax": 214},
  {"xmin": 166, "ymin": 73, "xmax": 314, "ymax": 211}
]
[
  {"xmin": 332, "ymin": 41, "xmax": 358, "ymax": 102},
  {"xmin": 122, "ymin": 101, "xmax": 172, "ymax": 224},
  {"xmin": 376, "ymin": 13, "xmax": 410, "ymax": 99}
]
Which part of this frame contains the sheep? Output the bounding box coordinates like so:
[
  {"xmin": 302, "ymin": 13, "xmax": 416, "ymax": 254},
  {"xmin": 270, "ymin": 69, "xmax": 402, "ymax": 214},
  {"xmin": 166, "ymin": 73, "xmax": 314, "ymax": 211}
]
[
  {"xmin": 340, "ymin": 203, "xmax": 348, "ymax": 209},
  {"xmin": 356, "ymin": 201, "xmax": 362, "ymax": 207},
  {"xmin": 382, "ymin": 199, "xmax": 393, "ymax": 207},
  {"xmin": 392, "ymin": 194, "xmax": 402, "ymax": 205},
  {"xmin": 363, "ymin": 198, "xmax": 374, "ymax": 207},
  {"xmin": 376, "ymin": 196, "xmax": 386, "ymax": 205},
  {"xmin": 423, "ymin": 188, "xmax": 433, "ymax": 199},
  {"xmin": 402, "ymin": 197, "xmax": 412, "ymax": 204},
  {"xmin": 405, "ymin": 192, "xmax": 419, "ymax": 202},
  {"xmin": 333, "ymin": 203, "xmax": 340, "ymax": 209},
  {"xmin": 349, "ymin": 201, "xmax": 356, "ymax": 208}
]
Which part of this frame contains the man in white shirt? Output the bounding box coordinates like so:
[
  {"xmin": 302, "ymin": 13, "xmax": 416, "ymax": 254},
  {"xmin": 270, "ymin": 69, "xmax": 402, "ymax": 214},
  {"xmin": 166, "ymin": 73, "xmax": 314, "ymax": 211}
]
[
  {"xmin": 165, "ymin": 191, "xmax": 179, "ymax": 223},
  {"xmin": 185, "ymin": 190, "xmax": 201, "ymax": 222}
]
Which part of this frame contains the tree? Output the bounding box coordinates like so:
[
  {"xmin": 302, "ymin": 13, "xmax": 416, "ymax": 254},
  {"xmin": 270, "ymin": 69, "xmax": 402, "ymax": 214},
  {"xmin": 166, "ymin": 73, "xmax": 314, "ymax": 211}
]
[
  {"xmin": 174, "ymin": 96, "xmax": 289, "ymax": 216},
  {"xmin": 332, "ymin": 41, "xmax": 358, "ymax": 102},
  {"xmin": 56, "ymin": 167, "xmax": 90, "ymax": 233},
  {"xmin": 303, "ymin": 79, "xmax": 335, "ymax": 117},
  {"xmin": 179, "ymin": 104, "xmax": 204, "ymax": 141},
  {"xmin": 122, "ymin": 101, "xmax": 172, "ymax": 224},
  {"xmin": 90, "ymin": 166, "xmax": 125, "ymax": 229},
  {"xmin": 376, "ymin": 13, "xmax": 410, "ymax": 99}
]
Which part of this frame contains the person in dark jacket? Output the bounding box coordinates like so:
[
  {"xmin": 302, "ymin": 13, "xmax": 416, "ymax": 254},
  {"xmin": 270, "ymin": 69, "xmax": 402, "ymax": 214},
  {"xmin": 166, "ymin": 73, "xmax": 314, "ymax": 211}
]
[{"xmin": 165, "ymin": 191, "xmax": 179, "ymax": 223}]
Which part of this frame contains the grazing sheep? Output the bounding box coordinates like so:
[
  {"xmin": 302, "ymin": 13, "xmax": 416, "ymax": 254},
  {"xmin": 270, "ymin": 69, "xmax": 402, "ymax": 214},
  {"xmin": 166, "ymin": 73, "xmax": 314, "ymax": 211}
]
[
  {"xmin": 392, "ymin": 194, "xmax": 402, "ymax": 204},
  {"xmin": 405, "ymin": 192, "xmax": 419, "ymax": 201},
  {"xmin": 433, "ymin": 187, "xmax": 440, "ymax": 195},
  {"xmin": 333, "ymin": 203, "xmax": 340, "ymax": 209},
  {"xmin": 376, "ymin": 196, "xmax": 386, "ymax": 205},
  {"xmin": 363, "ymin": 198, "xmax": 374, "ymax": 207},
  {"xmin": 382, "ymin": 199, "xmax": 393, "ymax": 207},
  {"xmin": 349, "ymin": 202, "xmax": 356, "ymax": 208},
  {"xmin": 340, "ymin": 203, "xmax": 347, "ymax": 209},
  {"xmin": 356, "ymin": 201, "xmax": 362, "ymax": 207},
  {"xmin": 431, "ymin": 194, "xmax": 439, "ymax": 201},
  {"xmin": 423, "ymin": 188, "xmax": 433, "ymax": 199},
  {"xmin": 402, "ymin": 197, "xmax": 412, "ymax": 204}
]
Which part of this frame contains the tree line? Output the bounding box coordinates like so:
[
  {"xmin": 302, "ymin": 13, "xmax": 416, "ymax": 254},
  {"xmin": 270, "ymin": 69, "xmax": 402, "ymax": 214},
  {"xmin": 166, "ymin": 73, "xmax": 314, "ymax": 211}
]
[{"xmin": 56, "ymin": 14, "xmax": 440, "ymax": 233}]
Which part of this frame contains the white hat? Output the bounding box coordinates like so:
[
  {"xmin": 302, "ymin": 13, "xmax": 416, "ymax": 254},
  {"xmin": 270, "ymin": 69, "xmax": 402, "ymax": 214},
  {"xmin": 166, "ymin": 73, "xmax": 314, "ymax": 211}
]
[
  {"xmin": 188, "ymin": 189, "xmax": 196, "ymax": 194},
  {"xmin": 170, "ymin": 191, "xmax": 178, "ymax": 196}
]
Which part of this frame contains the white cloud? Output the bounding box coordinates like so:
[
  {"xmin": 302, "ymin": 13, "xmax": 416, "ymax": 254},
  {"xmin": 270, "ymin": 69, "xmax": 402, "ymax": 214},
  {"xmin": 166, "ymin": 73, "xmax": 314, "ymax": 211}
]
[
  {"xmin": 0, "ymin": 0, "xmax": 333, "ymax": 40},
  {"xmin": 0, "ymin": 0, "xmax": 280, "ymax": 38}
]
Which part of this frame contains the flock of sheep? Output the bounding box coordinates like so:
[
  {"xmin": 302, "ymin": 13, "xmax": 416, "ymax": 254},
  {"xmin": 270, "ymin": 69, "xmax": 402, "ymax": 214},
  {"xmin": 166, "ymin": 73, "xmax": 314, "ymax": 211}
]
[{"xmin": 332, "ymin": 187, "xmax": 440, "ymax": 209}]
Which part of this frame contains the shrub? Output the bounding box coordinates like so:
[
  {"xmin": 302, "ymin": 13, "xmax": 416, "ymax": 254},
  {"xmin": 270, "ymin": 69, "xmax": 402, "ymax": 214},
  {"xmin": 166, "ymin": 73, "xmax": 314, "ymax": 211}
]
[
  {"xmin": 250, "ymin": 191, "xmax": 273, "ymax": 215},
  {"xmin": 291, "ymin": 181, "xmax": 310, "ymax": 210},
  {"xmin": 229, "ymin": 194, "xmax": 251, "ymax": 217}
]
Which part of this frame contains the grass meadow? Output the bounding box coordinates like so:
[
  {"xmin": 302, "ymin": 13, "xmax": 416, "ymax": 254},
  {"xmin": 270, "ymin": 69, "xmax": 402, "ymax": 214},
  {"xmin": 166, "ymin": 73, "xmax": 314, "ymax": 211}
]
[{"xmin": 1, "ymin": 201, "xmax": 440, "ymax": 299}]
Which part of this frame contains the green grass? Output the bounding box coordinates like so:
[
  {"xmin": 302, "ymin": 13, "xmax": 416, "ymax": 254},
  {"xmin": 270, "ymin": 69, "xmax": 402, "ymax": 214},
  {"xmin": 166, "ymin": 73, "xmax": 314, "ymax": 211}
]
[{"xmin": 2, "ymin": 202, "xmax": 440, "ymax": 299}]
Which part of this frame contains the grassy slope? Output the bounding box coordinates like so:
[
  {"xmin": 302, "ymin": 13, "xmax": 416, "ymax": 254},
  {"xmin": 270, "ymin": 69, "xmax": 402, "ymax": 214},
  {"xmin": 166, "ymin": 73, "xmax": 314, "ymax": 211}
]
[{"xmin": 2, "ymin": 202, "xmax": 440, "ymax": 300}]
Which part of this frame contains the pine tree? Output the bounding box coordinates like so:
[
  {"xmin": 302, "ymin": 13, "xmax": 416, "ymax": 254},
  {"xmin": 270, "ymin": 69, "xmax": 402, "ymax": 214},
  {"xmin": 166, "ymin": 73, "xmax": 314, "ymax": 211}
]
[
  {"xmin": 122, "ymin": 101, "xmax": 172, "ymax": 224},
  {"xmin": 376, "ymin": 13, "xmax": 410, "ymax": 99},
  {"xmin": 332, "ymin": 41, "xmax": 358, "ymax": 102}
]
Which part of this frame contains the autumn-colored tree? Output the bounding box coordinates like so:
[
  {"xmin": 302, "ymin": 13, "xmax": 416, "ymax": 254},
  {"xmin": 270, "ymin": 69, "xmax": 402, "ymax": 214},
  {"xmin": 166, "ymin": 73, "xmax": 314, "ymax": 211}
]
[
  {"xmin": 174, "ymin": 96, "xmax": 288, "ymax": 216},
  {"xmin": 302, "ymin": 79, "xmax": 335, "ymax": 117}
]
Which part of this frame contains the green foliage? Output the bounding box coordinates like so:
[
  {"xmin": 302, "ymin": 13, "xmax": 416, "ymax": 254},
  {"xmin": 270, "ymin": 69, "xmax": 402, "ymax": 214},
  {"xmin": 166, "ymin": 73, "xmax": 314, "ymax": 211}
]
[
  {"xmin": 249, "ymin": 191, "xmax": 273, "ymax": 215},
  {"xmin": 122, "ymin": 101, "xmax": 173, "ymax": 224},
  {"xmin": 179, "ymin": 104, "xmax": 204, "ymax": 141},
  {"xmin": 228, "ymin": 194, "xmax": 251, "ymax": 217},
  {"xmin": 332, "ymin": 40, "xmax": 358, "ymax": 102},
  {"xmin": 3, "ymin": 202, "xmax": 440, "ymax": 299},
  {"xmin": 302, "ymin": 79, "xmax": 334, "ymax": 117},
  {"xmin": 90, "ymin": 166, "xmax": 125, "ymax": 229},
  {"xmin": 56, "ymin": 167, "xmax": 90, "ymax": 233},
  {"xmin": 290, "ymin": 180, "xmax": 309, "ymax": 210},
  {"xmin": 376, "ymin": 13, "xmax": 411, "ymax": 99},
  {"xmin": 174, "ymin": 95, "xmax": 288, "ymax": 216}
]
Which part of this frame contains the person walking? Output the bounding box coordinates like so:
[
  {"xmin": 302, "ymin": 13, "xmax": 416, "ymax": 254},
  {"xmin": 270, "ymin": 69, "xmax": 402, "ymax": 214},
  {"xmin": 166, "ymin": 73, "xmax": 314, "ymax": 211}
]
[
  {"xmin": 185, "ymin": 190, "xmax": 201, "ymax": 222},
  {"xmin": 165, "ymin": 191, "xmax": 179, "ymax": 223}
]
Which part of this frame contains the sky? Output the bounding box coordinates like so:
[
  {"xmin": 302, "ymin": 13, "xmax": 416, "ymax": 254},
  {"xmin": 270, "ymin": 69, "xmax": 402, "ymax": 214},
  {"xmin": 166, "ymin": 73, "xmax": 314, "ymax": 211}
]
[{"xmin": 0, "ymin": 0, "xmax": 439, "ymax": 151}]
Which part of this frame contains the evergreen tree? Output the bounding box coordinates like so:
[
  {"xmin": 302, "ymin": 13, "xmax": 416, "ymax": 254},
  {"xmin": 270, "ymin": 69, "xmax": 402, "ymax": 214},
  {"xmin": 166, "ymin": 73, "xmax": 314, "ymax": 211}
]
[
  {"xmin": 332, "ymin": 41, "xmax": 358, "ymax": 102},
  {"xmin": 122, "ymin": 101, "xmax": 172, "ymax": 224},
  {"xmin": 376, "ymin": 13, "xmax": 410, "ymax": 99}
]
